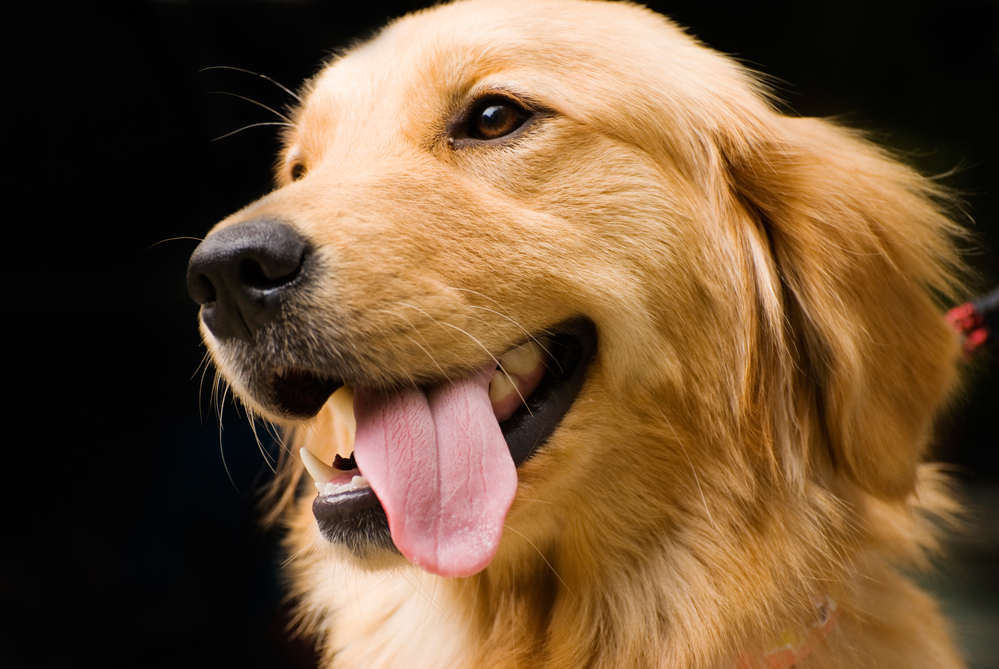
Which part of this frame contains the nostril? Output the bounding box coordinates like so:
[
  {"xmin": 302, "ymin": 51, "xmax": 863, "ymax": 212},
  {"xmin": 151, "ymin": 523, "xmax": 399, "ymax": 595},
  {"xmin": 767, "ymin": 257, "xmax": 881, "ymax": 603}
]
[
  {"xmin": 188, "ymin": 272, "xmax": 217, "ymax": 306},
  {"xmin": 238, "ymin": 252, "xmax": 304, "ymax": 290}
]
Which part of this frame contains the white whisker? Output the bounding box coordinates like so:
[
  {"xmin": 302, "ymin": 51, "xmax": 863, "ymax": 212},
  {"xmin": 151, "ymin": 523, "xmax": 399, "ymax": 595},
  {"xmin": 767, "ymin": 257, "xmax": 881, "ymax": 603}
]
[
  {"xmin": 396, "ymin": 302, "xmax": 462, "ymax": 345},
  {"xmin": 397, "ymin": 570, "xmax": 460, "ymax": 631},
  {"xmin": 503, "ymin": 525, "xmax": 574, "ymax": 599},
  {"xmin": 248, "ymin": 417, "xmax": 278, "ymax": 472},
  {"xmin": 214, "ymin": 382, "xmax": 239, "ymax": 492},
  {"xmin": 211, "ymin": 121, "xmax": 293, "ymax": 142},
  {"xmin": 656, "ymin": 404, "xmax": 717, "ymax": 531},
  {"xmin": 201, "ymin": 65, "xmax": 303, "ymax": 103},
  {"xmin": 450, "ymin": 287, "xmax": 563, "ymax": 374},
  {"xmin": 207, "ymin": 90, "xmax": 295, "ymax": 124},
  {"xmin": 431, "ymin": 319, "xmax": 534, "ymax": 415},
  {"xmin": 146, "ymin": 235, "xmax": 203, "ymax": 250},
  {"xmin": 389, "ymin": 308, "xmax": 453, "ymax": 383}
]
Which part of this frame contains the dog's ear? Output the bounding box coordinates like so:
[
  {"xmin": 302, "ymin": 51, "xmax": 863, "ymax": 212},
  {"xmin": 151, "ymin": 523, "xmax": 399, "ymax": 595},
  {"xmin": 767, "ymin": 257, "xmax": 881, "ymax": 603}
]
[{"xmin": 726, "ymin": 117, "xmax": 964, "ymax": 499}]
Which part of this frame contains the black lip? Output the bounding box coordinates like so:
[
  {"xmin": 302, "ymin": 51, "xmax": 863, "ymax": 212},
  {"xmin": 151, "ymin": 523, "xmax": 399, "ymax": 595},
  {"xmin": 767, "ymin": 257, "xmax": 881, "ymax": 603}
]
[
  {"xmin": 271, "ymin": 370, "xmax": 343, "ymax": 417},
  {"xmin": 500, "ymin": 318, "xmax": 596, "ymax": 465},
  {"xmin": 311, "ymin": 318, "xmax": 597, "ymax": 554},
  {"xmin": 311, "ymin": 488, "xmax": 394, "ymax": 556}
]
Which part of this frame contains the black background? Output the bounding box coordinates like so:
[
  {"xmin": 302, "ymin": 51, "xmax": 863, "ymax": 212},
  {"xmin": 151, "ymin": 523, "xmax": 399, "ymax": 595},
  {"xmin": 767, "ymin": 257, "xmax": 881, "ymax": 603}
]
[{"xmin": 7, "ymin": 1, "xmax": 997, "ymax": 667}]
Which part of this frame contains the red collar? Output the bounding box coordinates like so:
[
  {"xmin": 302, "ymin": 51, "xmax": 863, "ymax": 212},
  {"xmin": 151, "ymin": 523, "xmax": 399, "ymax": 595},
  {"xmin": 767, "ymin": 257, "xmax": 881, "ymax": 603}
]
[{"xmin": 735, "ymin": 595, "xmax": 840, "ymax": 669}]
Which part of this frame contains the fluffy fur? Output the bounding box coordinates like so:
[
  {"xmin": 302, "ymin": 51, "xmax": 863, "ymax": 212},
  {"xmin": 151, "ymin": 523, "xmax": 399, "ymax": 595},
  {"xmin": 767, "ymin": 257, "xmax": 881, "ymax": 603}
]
[{"xmin": 197, "ymin": 1, "xmax": 969, "ymax": 667}]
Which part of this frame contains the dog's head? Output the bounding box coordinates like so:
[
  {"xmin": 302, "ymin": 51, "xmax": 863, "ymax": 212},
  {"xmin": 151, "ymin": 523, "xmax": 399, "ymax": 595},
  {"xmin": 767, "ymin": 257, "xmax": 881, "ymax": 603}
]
[{"xmin": 188, "ymin": 0, "xmax": 962, "ymax": 584}]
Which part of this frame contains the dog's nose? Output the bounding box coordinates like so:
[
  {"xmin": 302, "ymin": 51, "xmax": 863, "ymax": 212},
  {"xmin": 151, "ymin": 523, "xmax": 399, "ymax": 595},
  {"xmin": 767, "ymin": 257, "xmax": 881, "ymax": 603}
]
[{"xmin": 187, "ymin": 217, "xmax": 308, "ymax": 341}]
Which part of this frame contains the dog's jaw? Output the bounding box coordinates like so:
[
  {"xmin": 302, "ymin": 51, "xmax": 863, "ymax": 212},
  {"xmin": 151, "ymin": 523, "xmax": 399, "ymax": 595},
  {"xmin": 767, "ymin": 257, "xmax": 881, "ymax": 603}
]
[{"xmin": 299, "ymin": 319, "xmax": 597, "ymax": 575}]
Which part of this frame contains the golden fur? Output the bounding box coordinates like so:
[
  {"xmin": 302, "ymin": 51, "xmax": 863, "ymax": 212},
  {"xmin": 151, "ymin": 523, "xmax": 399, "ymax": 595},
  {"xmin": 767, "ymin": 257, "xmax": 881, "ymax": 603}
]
[{"xmin": 196, "ymin": 1, "xmax": 969, "ymax": 667}]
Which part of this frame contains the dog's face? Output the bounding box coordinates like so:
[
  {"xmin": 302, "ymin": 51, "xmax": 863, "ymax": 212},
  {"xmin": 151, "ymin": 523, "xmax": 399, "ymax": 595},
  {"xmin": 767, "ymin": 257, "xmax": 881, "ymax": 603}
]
[
  {"xmin": 189, "ymin": 0, "xmax": 960, "ymax": 597},
  {"xmin": 189, "ymin": 0, "xmax": 744, "ymax": 577}
]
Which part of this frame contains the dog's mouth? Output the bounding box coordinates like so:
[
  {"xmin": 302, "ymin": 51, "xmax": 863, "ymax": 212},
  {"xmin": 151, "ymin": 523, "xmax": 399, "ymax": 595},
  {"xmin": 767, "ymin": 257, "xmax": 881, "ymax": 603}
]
[{"xmin": 293, "ymin": 319, "xmax": 596, "ymax": 577}]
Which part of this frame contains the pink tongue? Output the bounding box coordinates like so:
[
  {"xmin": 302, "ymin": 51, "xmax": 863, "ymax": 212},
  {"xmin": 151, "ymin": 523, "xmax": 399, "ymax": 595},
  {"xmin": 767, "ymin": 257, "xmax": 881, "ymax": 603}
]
[{"xmin": 352, "ymin": 365, "xmax": 517, "ymax": 577}]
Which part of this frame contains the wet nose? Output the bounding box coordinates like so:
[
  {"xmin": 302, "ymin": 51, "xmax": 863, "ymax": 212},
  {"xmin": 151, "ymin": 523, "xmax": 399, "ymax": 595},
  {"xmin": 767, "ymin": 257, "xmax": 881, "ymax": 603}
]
[{"xmin": 187, "ymin": 217, "xmax": 308, "ymax": 341}]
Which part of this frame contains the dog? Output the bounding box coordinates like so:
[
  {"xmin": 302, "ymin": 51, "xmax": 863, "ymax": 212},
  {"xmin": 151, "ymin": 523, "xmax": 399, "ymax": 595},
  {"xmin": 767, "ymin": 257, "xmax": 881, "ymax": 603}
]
[{"xmin": 187, "ymin": 1, "xmax": 970, "ymax": 667}]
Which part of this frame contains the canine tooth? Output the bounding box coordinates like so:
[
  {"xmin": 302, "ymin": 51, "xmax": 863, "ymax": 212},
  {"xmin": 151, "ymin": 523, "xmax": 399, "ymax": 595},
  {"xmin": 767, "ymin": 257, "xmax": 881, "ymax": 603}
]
[
  {"xmin": 500, "ymin": 339, "xmax": 547, "ymax": 375},
  {"xmin": 329, "ymin": 385, "xmax": 357, "ymax": 457},
  {"xmin": 489, "ymin": 369, "xmax": 516, "ymax": 403},
  {"xmin": 301, "ymin": 446, "xmax": 337, "ymax": 484}
]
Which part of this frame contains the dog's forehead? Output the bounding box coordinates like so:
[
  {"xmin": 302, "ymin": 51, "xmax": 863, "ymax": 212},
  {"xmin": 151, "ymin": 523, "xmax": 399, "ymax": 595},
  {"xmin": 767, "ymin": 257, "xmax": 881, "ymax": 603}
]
[
  {"xmin": 295, "ymin": 0, "xmax": 701, "ymax": 132},
  {"xmin": 287, "ymin": 0, "xmax": 765, "ymax": 180},
  {"xmin": 300, "ymin": 3, "xmax": 569, "ymax": 129}
]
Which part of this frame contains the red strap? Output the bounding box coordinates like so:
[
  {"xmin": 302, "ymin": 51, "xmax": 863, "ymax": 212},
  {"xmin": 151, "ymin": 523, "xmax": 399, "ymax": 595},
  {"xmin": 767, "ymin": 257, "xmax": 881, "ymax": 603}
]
[
  {"xmin": 946, "ymin": 302, "xmax": 990, "ymax": 357},
  {"xmin": 735, "ymin": 596, "xmax": 840, "ymax": 669}
]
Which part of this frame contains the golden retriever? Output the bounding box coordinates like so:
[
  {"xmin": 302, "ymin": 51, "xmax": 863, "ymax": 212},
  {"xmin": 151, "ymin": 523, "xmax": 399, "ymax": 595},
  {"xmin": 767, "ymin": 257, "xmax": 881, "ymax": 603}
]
[{"xmin": 187, "ymin": 1, "xmax": 969, "ymax": 667}]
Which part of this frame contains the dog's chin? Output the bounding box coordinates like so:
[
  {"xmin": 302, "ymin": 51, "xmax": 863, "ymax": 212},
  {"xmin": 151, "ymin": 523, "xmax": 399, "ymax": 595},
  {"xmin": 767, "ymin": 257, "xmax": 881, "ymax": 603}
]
[
  {"xmin": 310, "ymin": 489, "xmax": 401, "ymax": 567},
  {"xmin": 282, "ymin": 318, "xmax": 597, "ymax": 566}
]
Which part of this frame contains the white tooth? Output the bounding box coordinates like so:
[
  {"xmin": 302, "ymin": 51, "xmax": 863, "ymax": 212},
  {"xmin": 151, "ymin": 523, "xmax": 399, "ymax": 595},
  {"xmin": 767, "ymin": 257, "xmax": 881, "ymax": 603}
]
[
  {"xmin": 489, "ymin": 369, "xmax": 516, "ymax": 403},
  {"xmin": 275, "ymin": 366, "xmax": 287, "ymax": 379},
  {"xmin": 500, "ymin": 339, "xmax": 546, "ymax": 375},
  {"xmin": 300, "ymin": 446, "xmax": 337, "ymax": 484},
  {"xmin": 316, "ymin": 474, "xmax": 371, "ymax": 497}
]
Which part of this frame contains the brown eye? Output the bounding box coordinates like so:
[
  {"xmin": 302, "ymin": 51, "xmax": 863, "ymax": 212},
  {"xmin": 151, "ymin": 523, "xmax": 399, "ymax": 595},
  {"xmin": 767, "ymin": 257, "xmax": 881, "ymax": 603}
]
[
  {"xmin": 289, "ymin": 162, "xmax": 307, "ymax": 181},
  {"xmin": 468, "ymin": 99, "xmax": 531, "ymax": 141}
]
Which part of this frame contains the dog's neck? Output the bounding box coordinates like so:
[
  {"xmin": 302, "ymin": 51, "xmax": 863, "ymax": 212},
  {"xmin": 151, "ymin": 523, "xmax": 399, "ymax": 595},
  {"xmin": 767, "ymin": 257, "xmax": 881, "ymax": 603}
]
[{"xmin": 320, "ymin": 547, "xmax": 843, "ymax": 667}]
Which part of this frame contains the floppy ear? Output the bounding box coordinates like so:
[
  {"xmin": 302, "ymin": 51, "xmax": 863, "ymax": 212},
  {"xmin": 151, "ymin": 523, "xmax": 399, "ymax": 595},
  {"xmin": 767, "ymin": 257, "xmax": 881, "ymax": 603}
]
[{"xmin": 727, "ymin": 117, "xmax": 964, "ymax": 499}]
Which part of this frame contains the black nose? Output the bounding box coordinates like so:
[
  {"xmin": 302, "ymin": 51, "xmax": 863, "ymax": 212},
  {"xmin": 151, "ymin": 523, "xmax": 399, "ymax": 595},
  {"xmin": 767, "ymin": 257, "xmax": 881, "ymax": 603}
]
[{"xmin": 187, "ymin": 217, "xmax": 308, "ymax": 342}]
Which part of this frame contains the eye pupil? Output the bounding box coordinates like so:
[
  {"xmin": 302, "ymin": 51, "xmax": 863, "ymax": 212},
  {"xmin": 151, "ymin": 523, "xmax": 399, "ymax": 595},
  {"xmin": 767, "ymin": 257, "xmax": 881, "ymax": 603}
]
[
  {"xmin": 481, "ymin": 105, "xmax": 510, "ymax": 132},
  {"xmin": 290, "ymin": 162, "xmax": 306, "ymax": 181},
  {"xmin": 471, "ymin": 100, "xmax": 529, "ymax": 140}
]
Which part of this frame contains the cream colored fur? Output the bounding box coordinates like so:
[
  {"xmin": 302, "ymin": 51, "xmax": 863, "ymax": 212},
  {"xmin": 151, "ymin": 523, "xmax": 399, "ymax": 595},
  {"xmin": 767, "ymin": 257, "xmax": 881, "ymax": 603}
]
[{"xmin": 201, "ymin": 1, "xmax": 969, "ymax": 667}]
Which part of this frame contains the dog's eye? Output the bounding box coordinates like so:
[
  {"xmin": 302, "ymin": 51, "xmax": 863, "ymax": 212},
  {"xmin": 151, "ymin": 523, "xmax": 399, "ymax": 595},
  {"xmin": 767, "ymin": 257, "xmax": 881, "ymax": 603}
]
[
  {"xmin": 290, "ymin": 162, "xmax": 307, "ymax": 181},
  {"xmin": 467, "ymin": 99, "xmax": 531, "ymax": 141}
]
